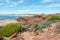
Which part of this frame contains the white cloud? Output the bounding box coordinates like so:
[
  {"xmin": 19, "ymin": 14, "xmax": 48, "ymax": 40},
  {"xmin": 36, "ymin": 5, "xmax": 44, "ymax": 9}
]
[
  {"xmin": 11, "ymin": 0, "xmax": 24, "ymax": 5},
  {"xmin": 41, "ymin": 0, "xmax": 53, "ymax": 2},
  {"xmin": 18, "ymin": 0, "xmax": 24, "ymax": 3},
  {"xmin": 6, "ymin": 0, "xmax": 10, "ymax": 4},
  {"xmin": 5, "ymin": 0, "xmax": 24, "ymax": 6},
  {"xmin": 12, "ymin": 10, "xmax": 29, "ymax": 14},
  {"xmin": 47, "ymin": 4, "xmax": 60, "ymax": 7},
  {"xmin": 12, "ymin": 2, "xmax": 18, "ymax": 6},
  {"xmin": 16, "ymin": 10, "xmax": 29, "ymax": 12}
]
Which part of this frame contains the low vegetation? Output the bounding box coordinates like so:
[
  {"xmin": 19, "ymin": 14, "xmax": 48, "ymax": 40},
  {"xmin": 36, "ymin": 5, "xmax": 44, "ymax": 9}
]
[
  {"xmin": 27, "ymin": 15, "xmax": 60, "ymax": 32},
  {"xmin": 38, "ymin": 20, "xmax": 54, "ymax": 32},
  {"xmin": 48, "ymin": 15, "xmax": 60, "ymax": 21},
  {"xmin": 27, "ymin": 20, "xmax": 54, "ymax": 32},
  {"xmin": 0, "ymin": 23, "xmax": 23, "ymax": 37},
  {"xmin": 55, "ymin": 25, "xmax": 60, "ymax": 33},
  {"xmin": 28, "ymin": 23, "xmax": 38, "ymax": 32}
]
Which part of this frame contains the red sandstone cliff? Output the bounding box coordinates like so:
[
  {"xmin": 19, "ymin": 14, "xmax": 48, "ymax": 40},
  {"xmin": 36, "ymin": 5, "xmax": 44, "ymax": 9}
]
[{"xmin": 17, "ymin": 14, "xmax": 51, "ymax": 26}]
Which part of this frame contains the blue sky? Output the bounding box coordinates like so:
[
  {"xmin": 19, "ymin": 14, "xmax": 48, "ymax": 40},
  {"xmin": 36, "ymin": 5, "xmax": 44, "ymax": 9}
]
[{"xmin": 0, "ymin": 0, "xmax": 60, "ymax": 14}]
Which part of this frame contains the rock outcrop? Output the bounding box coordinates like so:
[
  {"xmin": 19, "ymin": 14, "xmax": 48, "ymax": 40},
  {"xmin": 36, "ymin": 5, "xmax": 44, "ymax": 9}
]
[{"xmin": 17, "ymin": 14, "xmax": 51, "ymax": 26}]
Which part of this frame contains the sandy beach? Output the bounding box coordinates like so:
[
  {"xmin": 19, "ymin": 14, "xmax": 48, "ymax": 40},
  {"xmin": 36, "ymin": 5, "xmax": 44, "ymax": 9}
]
[{"xmin": 0, "ymin": 19, "xmax": 18, "ymax": 26}]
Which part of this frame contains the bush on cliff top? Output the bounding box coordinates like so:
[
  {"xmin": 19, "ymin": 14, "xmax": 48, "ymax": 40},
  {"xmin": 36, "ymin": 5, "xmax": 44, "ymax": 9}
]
[
  {"xmin": 48, "ymin": 15, "xmax": 60, "ymax": 21},
  {"xmin": 0, "ymin": 23, "xmax": 23, "ymax": 37}
]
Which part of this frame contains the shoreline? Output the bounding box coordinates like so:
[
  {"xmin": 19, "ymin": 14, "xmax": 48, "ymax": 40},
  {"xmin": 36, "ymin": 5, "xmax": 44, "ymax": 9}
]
[{"xmin": 0, "ymin": 19, "xmax": 18, "ymax": 26}]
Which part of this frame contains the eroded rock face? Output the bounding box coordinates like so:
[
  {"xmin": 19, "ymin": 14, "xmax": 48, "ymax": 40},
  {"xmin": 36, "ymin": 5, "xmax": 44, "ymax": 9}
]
[
  {"xmin": 17, "ymin": 14, "xmax": 51, "ymax": 26},
  {"xmin": 9, "ymin": 31, "xmax": 60, "ymax": 40},
  {"xmin": 10, "ymin": 16, "xmax": 60, "ymax": 40},
  {"xmin": 9, "ymin": 21, "xmax": 60, "ymax": 40}
]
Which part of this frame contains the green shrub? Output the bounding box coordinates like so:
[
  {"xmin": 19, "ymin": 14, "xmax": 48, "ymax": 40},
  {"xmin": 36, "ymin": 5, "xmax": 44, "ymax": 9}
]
[
  {"xmin": 28, "ymin": 23, "xmax": 38, "ymax": 32},
  {"xmin": 38, "ymin": 20, "xmax": 56, "ymax": 32},
  {"xmin": 38, "ymin": 20, "xmax": 48, "ymax": 32},
  {"xmin": 0, "ymin": 23, "xmax": 23, "ymax": 37},
  {"xmin": 48, "ymin": 15, "xmax": 60, "ymax": 21},
  {"xmin": 28, "ymin": 20, "xmax": 55, "ymax": 32}
]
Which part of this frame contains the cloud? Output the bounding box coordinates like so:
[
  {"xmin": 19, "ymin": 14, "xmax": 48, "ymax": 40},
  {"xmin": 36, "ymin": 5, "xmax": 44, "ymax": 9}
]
[
  {"xmin": 12, "ymin": 10, "xmax": 29, "ymax": 14},
  {"xmin": 9, "ymin": 5, "xmax": 14, "ymax": 7},
  {"xmin": 5, "ymin": 0, "xmax": 24, "ymax": 7},
  {"xmin": 18, "ymin": 0, "xmax": 24, "ymax": 3},
  {"xmin": 6, "ymin": 0, "xmax": 10, "ymax": 4},
  {"xmin": 12, "ymin": 2, "xmax": 18, "ymax": 6},
  {"xmin": 47, "ymin": 4, "xmax": 60, "ymax": 7},
  {"xmin": 16, "ymin": 10, "xmax": 29, "ymax": 12},
  {"xmin": 41, "ymin": 0, "xmax": 53, "ymax": 2}
]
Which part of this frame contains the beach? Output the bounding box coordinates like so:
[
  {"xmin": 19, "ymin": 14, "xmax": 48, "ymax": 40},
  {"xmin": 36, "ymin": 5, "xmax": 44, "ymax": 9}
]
[{"xmin": 0, "ymin": 19, "xmax": 18, "ymax": 26}]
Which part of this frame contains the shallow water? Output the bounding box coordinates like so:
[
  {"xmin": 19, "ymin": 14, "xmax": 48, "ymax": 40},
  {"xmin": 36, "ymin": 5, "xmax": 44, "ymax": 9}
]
[{"xmin": 0, "ymin": 15, "xmax": 21, "ymax": 20}]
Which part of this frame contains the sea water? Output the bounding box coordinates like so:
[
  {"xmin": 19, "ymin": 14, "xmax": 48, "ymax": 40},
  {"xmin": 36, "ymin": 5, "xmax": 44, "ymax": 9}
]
[{"xmin": 0, "ymin": 15, "xmax": 21, "ymax": 20}]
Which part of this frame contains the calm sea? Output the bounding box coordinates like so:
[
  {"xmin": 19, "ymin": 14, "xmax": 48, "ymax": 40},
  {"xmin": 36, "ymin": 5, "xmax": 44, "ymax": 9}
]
[{"xmin": 0, "ymin": 15, "xmax": 21, "ymax": 20}]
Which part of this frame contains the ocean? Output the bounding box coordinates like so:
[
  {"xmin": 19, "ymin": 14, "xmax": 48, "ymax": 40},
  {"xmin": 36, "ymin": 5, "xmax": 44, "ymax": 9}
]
[{"xmin": 0, "ymin": 15, "xmax": 21, "ymax": 20}]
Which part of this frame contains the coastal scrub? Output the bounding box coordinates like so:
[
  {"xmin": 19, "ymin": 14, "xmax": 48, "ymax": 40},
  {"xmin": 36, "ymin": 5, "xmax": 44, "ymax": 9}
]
[{"xmin": 0, "ymin": 23, "xmax": 23, "ymax": 37}]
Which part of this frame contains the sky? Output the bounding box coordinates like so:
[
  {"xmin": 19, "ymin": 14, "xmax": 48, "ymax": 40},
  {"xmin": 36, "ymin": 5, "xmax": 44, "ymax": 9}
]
[{"xmin": 0, "ymin": 0, "xmax": 60, "ymax": 14}]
